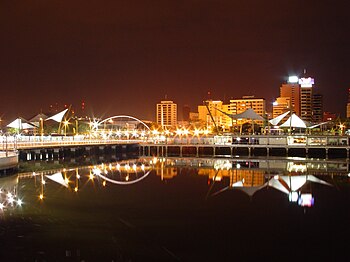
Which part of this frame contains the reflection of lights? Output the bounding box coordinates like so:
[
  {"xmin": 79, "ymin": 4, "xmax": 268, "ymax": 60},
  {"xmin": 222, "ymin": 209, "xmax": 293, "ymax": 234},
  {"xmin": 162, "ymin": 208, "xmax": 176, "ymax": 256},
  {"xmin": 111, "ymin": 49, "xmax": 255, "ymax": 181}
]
[
  {"xmin": 298, "ymin": 193, "xmax": 314, "ymax": 207},
  {"xmin": 8, "ymin": 196, "xmax": 14, "ymax": 204},
  {"xmin": 289, "ymin": 191, "xmax": 299, "ymax": 202}
]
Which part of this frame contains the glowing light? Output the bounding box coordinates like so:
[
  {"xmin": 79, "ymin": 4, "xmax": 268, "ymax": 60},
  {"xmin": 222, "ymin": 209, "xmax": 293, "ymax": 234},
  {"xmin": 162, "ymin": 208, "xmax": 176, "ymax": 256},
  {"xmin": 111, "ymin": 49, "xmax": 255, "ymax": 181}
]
[
  {"xmin": 39, "ymin": 194, "xmax": 44, "ymax": 200},
  {"xmin": 42, "ymin": 179, "xmax": 46, "ymax": 185},
  {"xmin": 141, "ymin": 164, "xmax": 145, "ymax": 171},
  {"xmin": 236, "ymin": 163, "xmax": 241, "ymax": 169},
  {"xmin": 64, "ymin": 178, "xmax": 69, "ymax": 184},
  {"xmin": 8, "ymin": 196, "xmax": 14, "ymax": 204},
  {"xmin": 102, "ymin": 181, "xmax": 106, "ymax": 186},
  {"xmin": 74, "ymin": 187, "xmax": 78, "ymax": 192},
  {"xmin": 76, "ymin": 174, "xmax": 81, "ymax": 179},
  {"xmin": 125, "ymin": 175, "xmax": 129, "ymax": 181},
  {"xmin": 89, "ymin": 173, "xmax": 94, "ymax": 180},
  {"xmin": 133, "ymin": 164, "xmax": 137, "ymax": 171},
  {"xmin": 0, "ymin": 203, "xmax": 4, "ymax": 210},
  {"xmin": 116, "ymin": 164, "xmax": 120, "ymax": 170},
  {"xmin": 17, "ymin": 199, "xmax": 23, "ymax": 206},
  {"xmin": 288, "ymin": 76, "xmax": 299, "ymax": 83},
  {"xmin": 7, "ymin": 192, "xmax": 12, "ymax": 198}
]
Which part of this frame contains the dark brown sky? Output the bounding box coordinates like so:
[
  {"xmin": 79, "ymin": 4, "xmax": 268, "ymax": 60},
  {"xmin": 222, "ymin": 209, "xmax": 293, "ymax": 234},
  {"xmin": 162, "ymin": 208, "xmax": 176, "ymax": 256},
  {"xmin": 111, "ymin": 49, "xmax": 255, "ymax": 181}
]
[{"xmin": 1, "ymin": 0, "xmax": 349, "ymax": 121}]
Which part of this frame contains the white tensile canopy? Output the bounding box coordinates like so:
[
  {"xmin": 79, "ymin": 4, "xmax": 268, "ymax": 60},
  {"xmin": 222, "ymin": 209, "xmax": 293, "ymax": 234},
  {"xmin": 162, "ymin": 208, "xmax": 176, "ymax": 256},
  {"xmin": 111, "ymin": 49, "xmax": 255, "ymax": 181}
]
[
  {"xmin": 269, "ymin": 111, "xmax": 290, "ymax": 126},
  {"xmin": 7, "ymin": 118, "xmax": 37, "ymax": 130},
  {"xmin": 279, "ymin": 113, "xmax": 307, "ymax": 128},
  {"xmin": 45, "ymin": 172, "xmax": 69, "ymax": 187},
  {"xmin": 269, "ymin": 175, "xmax": 332, "ymax": 194},
  {"xmin": 228, "ymin": 108, "xmax": 265, "ymax": 121},
  {"xmin": 46, "ymin": 108, "xmax": 68, "ymax": 123}
]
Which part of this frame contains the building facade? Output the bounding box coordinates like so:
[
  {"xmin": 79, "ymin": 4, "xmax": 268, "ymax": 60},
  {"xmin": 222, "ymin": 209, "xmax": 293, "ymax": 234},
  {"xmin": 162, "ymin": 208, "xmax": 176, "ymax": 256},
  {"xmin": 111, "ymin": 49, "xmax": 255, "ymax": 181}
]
[
  {"xmin": 229, "ymin": 96, "xmax": 266, "ymax": 125},
  {"xmin": 272, "ymin": 97, "xmax": 291, "ymax": 118},
  {"xmin": 156, "ymin": 100, "xmax": 177, "ymax": 129},
  {"xmin": 312, "ymin": 94, "xmax": 323, "ymax": 123},
  {"xmin": 280, "ymin": 83, "xmax": 300, "ymax": 116}
]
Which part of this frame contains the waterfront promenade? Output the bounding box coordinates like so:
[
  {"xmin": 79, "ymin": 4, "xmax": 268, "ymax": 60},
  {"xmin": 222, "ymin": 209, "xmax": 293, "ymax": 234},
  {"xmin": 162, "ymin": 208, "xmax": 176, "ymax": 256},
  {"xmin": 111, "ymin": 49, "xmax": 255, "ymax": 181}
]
[{"xmin": 1, "ymin": 134, "xmax": 350, "ymax": 161}]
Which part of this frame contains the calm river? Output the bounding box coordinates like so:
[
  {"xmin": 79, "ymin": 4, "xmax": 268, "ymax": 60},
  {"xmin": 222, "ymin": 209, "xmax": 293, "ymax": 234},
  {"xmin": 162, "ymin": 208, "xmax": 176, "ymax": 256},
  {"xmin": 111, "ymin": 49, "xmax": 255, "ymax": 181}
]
[{"xmin": 1, "ymin": 156, "xmax": 349, "ymax": 261}]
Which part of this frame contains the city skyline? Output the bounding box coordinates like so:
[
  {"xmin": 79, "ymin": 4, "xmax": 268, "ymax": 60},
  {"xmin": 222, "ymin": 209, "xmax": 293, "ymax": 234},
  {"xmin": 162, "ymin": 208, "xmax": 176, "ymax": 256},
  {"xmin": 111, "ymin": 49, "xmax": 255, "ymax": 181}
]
[{"xmin": 1, "ymin": 1, "xmax": 349, "ymax": 120}]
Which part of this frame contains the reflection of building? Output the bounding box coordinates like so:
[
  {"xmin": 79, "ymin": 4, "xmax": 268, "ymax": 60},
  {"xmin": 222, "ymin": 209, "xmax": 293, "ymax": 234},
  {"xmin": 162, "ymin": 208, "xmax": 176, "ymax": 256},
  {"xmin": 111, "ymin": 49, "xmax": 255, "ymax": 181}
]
[
  {"xmin": 198, "ymin": 168, "xmax": 265, "ymax": 187},
  {"xmin": 156, "ymin": 100, "xmax": 177, "ymax": 129},
  {"xmin": 155, "ymin": 167, "xmax": 177, "ymax": 180}
]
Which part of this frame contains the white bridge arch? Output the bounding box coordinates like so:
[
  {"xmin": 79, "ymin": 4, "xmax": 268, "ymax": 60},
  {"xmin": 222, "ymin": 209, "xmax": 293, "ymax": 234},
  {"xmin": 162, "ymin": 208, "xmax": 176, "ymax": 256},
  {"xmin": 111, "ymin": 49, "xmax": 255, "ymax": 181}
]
[{"xmin": 92, "ymin": 115, "xmax": 150, "ymax": 139}]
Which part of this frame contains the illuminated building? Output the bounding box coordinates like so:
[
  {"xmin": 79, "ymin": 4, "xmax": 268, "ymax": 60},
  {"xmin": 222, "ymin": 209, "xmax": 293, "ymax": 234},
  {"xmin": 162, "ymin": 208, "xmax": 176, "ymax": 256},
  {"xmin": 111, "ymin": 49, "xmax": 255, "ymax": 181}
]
[
  {"xmin": 347, "ymin": 89, "xmax": 350, "ymax": 118},
  {"xmin": 299, "ymin": 77, "xmax": 314, "ymax": 122},
  {"xmin": 272, "ymin": 97, "xmax": 291, "ymax": 119},
  {"xmin": 228, "ymin": 96, "xmax": 266, "ymax": 125},
  {"xmin": 198, "ymin": 100, "xmax": 231, "ymax": 129},
  {"xmin": 156, "ymin": 100, "xmax": 177, "ymax": 129},
  {"xmin": 312, "ymin": 94, "xmax": 323, "ymax": 123},
  {"xmin": 280, "ymin": 82, "xmax": 301, "ymax": 116}
]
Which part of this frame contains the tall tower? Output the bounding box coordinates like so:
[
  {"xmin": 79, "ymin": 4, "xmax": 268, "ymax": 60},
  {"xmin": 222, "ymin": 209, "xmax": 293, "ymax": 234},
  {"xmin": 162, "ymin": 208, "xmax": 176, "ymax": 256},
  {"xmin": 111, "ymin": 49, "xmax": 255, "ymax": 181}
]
[
  {"xmin": 312, "ymin": 94, "xmax": 323, "ymax": 123},
  {"xmin": 299, "ymin": 76, "xmax": 315, "ymax": 122},
  {"xmin": 280, "ymin": 83, "xmax": 301, "ymax": 116},
  {"xmin": 156, "ymin": 100, "xmax": 177, "ymax": 129},
  {"xmin": 347, "ymin": 89, "xmax": 350, "ymax": 118}
]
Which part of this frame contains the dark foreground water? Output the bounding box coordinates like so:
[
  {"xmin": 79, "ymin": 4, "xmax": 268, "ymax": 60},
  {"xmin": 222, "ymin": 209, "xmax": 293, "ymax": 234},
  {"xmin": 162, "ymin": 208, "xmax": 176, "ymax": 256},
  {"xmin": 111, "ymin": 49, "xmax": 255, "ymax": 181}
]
[{"xmin": 1, "ymin": 157, "xmax": 350, "ymax": 261}]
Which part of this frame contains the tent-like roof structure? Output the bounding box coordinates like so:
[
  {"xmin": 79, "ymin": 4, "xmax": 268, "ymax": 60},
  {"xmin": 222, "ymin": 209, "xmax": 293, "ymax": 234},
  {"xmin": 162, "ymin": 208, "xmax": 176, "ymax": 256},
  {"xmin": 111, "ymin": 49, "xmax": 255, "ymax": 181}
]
[
  {"xmin": 29, "ymin": 113, "xmax": 49, "ymax": 123},
  {"xmin": 7, "ymin": 117, "xmax": 37, "ymax": 129},
  {"xmin": 269, "ymin": 111, "xmax": 290, "ymax": 126},
  {"xmin": 279, "ymin": 113, "xmax": 307, "ymax": 128},
  {"xmin": 216, "ymin": 107, "xmax": 264, "ymax": 121},
  {"xmin": 46, "ymin": 108, "xmax": 68, "ymax": 123}
]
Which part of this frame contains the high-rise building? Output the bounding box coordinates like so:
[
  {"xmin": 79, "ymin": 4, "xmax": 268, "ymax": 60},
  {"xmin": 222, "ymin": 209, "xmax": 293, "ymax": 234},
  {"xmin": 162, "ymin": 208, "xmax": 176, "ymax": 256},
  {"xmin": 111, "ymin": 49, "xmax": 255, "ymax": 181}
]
[
  {"xmin": 229, "ymin": 96, "xmax": 266, "ymax": 125},
  {"xmin": 182, "ymin": 104, "xmax": 191, "ymax": 121},
  {"xmin": 312, "ymin": 94, "xmax": 323, "ymax": 123},
  {"xmin": 198, "ymin": 100, "xmax": 230, "ymax": 129},
  {"xmin": 347, "ymin": 89, "xmax": 350, "ymax": 118},
  {"xmin": 280, "ymin": 83, "xmax": 300, "ymax": 116},
  {"xmin": 299, "ymin": 77, "xmax": 315, "ymax": 122},
  {"xmin": 156, "ymin": 100, "xmax": 177, "ymax": 129},
  {"xmin": 272, "ymin": 97, "xmax": 291, "ymax": 118}
]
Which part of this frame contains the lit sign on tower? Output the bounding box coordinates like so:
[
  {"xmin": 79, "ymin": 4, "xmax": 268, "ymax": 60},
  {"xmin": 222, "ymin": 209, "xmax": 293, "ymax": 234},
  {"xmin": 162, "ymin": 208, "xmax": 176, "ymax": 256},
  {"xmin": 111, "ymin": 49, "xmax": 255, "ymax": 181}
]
[{"xmin": 298, "ymin": 77, "xmax": 314, "ymax": 87}]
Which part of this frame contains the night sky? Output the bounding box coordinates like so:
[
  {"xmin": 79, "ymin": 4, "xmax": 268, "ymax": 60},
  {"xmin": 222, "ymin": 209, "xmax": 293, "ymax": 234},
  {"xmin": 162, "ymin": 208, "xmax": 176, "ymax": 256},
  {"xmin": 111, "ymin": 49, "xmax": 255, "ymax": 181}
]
[{"xmin": 1, "ymin": 0, "xmax": 349, "ymax": 121}]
